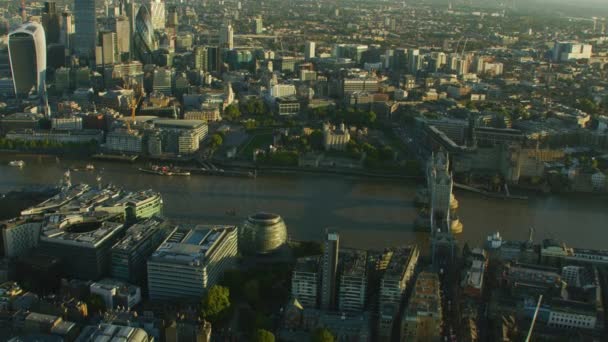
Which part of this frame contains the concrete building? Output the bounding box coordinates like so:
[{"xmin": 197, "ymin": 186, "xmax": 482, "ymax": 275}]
[
  {"xmin": 0, "ymin": 218, "xmax": 42, "ymax": 258},
  {"xmin": 105, "ymin": 129, "xmax": 144, "ymax": 154},
  {"xmin": 5, "ymin": 129, "xmax": 103, "ymax": 144},
  {"xmin": 77, "ymin": 324, "xmax": 151, "ymax": 341},
  {"xmin": 378, "ymin": 246, "xmax": 420, "ymax": 340},
  {"xmin": 292, "ymin": 256, "xmax": 320, "ymax": 308},
  {"xmin": 37, "ymin": 212, "xmax": 126, "ymax": 280},
  {"xmin": 146, "ymin": 0, "xmax": 165, "ymax": 30},
  {"xmin": 401, "ymin": 272, "xmax": 442, "ymax": 342},
  {"xmin": 90, "ymin": 278, "xmax": 142, "ymax": 310},
  {"xmin": 338, "ymin": 251, "xmax": 367, "ymax": 313},
  {"xmin": 219, "ymin": 23, "xmax": 234, "ymax": 50},
  {"xmin": 276, "ymin": 96, "xmax": 300, "ymax": 116},
  {"xmin": 8, "ymin": 22, "xmax": 47, "ymax": 98},
  {"xmin": 147, "ymin": 225, "xmax": 238, "ymax": 300},
  {"xmin": 553, "ymin": 41, "xmax": 592, "ymax": 62},
  {"xmin": 322, "ymin": 123, "xmax": 351, "ymax": 151},
  {"xmin": 321, "ymin": 231, "xmax": 339, "ymax": 310},
  {"xmin": 52, "ymin": 116, "xmax": 83, "ymax": 130},
  {"xmin": 111, "ymin": 217, "xmax": 169, "ymax": 286},
  {"xmin": 305, "ymin": 41, "xmax": 316, "ymax": 60}
]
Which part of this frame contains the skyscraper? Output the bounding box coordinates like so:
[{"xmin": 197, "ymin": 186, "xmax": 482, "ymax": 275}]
[
  {"xmin": 100, "ymin": 31, "xmax": 118, "ymax": 66},
  {"xmin": 115, "ymin": 16, "xmax": 131, "ymax": 56},
  {"xmin": 254, "ymin": 17, "xmax": 263, "ymax": 34},
  {"xmin": 146, "ymin": 0, "xmax": 166, "ymax": 30},
  {"xmin": 305, "ymin": 41, "xmax": 315, "ymax": 60},
  {"xmin": 60, "ymin": 11, "xmax": 74, "ymax": 50},
  {"xmin": 74, "ymin": 0, "xmax": 97, "ymax": 56},
  {"xmin": 42, "ymin": 2, "xmax": 60, "ymax": 44},
  {"xmin": 219, "ymin": 23, "xmax": 234, "ymax": 50},
  {"xmin": 8, "ymin": 22, "xmax": 47, "ymax": 98},
  {"xmin": 193, "ymin": 46, "xmax": 208, "ymax": 71},
  {"xmin": 133, "ymin": 4, "xmax": 157, "ymax": 63},
  {"xmin": 320, "ymin": 231, "xmax": 339, "ymax": 310}
]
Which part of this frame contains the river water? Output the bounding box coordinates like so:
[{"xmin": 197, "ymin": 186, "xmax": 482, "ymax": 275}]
[{"xmin": 1, "ymin": 155, "xmax": 607, "ymax": 250}]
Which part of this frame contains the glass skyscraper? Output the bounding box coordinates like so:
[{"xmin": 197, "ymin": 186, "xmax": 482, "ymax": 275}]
[
  {"xmin": 8, "ymin": 22, "xmax": 47, "ymax": 99},
  {"xmin": 74, "ymin": 0, "xmax": 97, "ymax": 56}
]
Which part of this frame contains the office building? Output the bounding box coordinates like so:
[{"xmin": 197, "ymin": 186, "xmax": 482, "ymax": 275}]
[
  {"xmin": 254, "ymin": 17, "xmax": 263, "ymax": 34},
  {"xmin": 115, "ymin": 16, "xmax": 131, "ymax": 56},
  {"xmin": 134, "ymin": 4, "xmax": 157, "ymax": 63},
  {"xmin": 305, "ymin": 41, "xmax": 316, "ymax": 60},
  {"xmin": 52, "ymin": 116, "xmax": 83, "ymax": 130},
  {"xmin": 408, "ymin": 49, "xmax": 421, "ymax": 73},
  {"xmin": 0, "ymin": 218, "xmax": 42, "ymax": 258},
  {"xmin": 5, "ymin": 129, "xmax": 104, "ymax": 144},
  {"xmin": 37, "ymin": 212, "xmax": 126, "ymax": 280},
  {"xmin": 275, "ymin": 96, "xmax": 300, "ymax": 116},
  {"xmin": 77, "ymin": 324, "xmax": 151, "ymax": 341},
  {"xmin": 74, "ymin": 0, "xmax": 97, "ymax": 56},
  {"xmin": 194, "ymin": 46, "xmax": 208, "ymax": 71},
  {"xmin": 90, "ymin": 278, "xmax": 142, "ymax": 310},
  {"xmin": 42, "ymin": 2, "xmax": 60, "ymax": 44},
  {"xmin": 401, "ymin": 272, "xmax": 442, "ymax": 342},
  {"xmin": 111, "ymin": 217, "xmax": 169, "ymax": 286},
  {"xmin": 321, "ymin": 231, "xmax": 339, "ymax": 310},
  {"xmin": 240, "ymin": 212, "xmax": 288, "ymax": 255},
  {"xmin": 100, "ymin": 31, "xmax": 118, "ymax": 66},
  {"xmin": 8, "ymin": 22, "xmax": 47, "ymax": 98},
  {"xmin": 219, "ymin": 23, "xmax": 234, "ymax": 50},
  {"xmin": 152, "ymin": 67, "xmax": 173, "ymax": 95},
  {"xmin": 147, "ymin": 225, "xmax": 238, "ymax": 300},
  {"xmin": 104, "ymin": 129, "xmax": 143, "ymax": 154},
  {"xmin": 166, "ymin": 5, "xmax": 178, "ymax": 28},
  {"xmin": 338, "ymin": 251, "xmax": 367, "ymax": 313},
  {"xmin": 60, "ymin": 11, "xmax": 74, "ymax": 50},
  {"xmin": 153, "ymin": 118, "xmax": 208, "ymax": 142},
  {"xmin": 378, "ymin": 246, "xmax": 420, "ymax": 339},
  {"xmin": 146, "ymin": 0, "xmax": 165, "ymax": 30},
  {"xmin": 552, "ymin": 41, "xmax": 592, "ymax": 62},
  {"xmin": 292, "ymin": 256, "xmax": 320, "ymax": 308}
]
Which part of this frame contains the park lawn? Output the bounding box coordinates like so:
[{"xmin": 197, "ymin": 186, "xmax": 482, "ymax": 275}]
[{"xmin": 239, "ymin": 133, "xmax": 274, "ymax": 160}]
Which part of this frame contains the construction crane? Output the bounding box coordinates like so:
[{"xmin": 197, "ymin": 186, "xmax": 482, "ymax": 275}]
[
  {"xmin": 525, "ymin": 295, "xmax": 543, "ymax": 342},
  {"xmin": 126, "ymin": 93, "xmax": 143, "ymax": 132}
]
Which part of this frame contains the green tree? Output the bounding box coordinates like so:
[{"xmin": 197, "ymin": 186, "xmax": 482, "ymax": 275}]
[
  {"xmin": 210, "ymin": 134, "xmax": 223, "ymax": 149},
  {"xmin": 201, "ymin": 285, "xmax": 231, "ymax": 323},
  {"xmin": 225, "ymin": 103, "xmax": 241, "ymax": 121},
  {"xmin": 86, "ymin": 294, "xmax": 106, "ymax": 314},
  {"xmin": 576, "ymin": 98, "xmax": 598, "ymax": 114},
  {"xmin": 311, "ymin": 328, "xmax": 334, "ymax": 342},
  {"xmin": 253, "ymin": 329, "xmax": 275, "ymax": 342}
]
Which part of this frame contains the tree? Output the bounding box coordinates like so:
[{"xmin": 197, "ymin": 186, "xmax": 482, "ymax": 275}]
[
  {"xmin": 86, "ymin": 294, "xmax": 106, "ymax": 315},
  {"xmin": 210, "ymin": 134, "xmax": 223, "ymax": 149},
  {"xmin": 311, "ymin": 328, "xmax": 334, "ymax": 342},
  {"xmin": 253, "ymin": 329, "xmax": 275, "ymax": 342},
  {"xmin": 224, "ymin": 103, "xmax": 241, "ymax": 121},
  {"xmin": 201, "ymin": 285, "xmax": 231, "ymax": 323},
  {"xmin": 576, "ymin": 98, "xmax": 598, "ymax": 115}
]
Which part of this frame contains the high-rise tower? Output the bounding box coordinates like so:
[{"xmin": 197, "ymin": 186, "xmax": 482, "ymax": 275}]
[
  {"xmin": 320, "ymin": 231, "xmax": 339, "ymax": 310},
  {"xmin": 8, "ymin": 22, "xmax": 47, "ymax": 100},
  {"xmin": 74, "ymin": 0, "xmax": 97, "ymax": 56}
]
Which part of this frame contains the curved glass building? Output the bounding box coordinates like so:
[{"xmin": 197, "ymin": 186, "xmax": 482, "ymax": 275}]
[
  {"xmin": 8, "ymin": 22, "xmax": 47, "ymax": 98},
  {"xmin": 240, "ymin": 212, "xmax": 288, "ymax": 255},
  {"xmin": 133, "ymin": 4, "xmax": 157, "ymax": 63}
]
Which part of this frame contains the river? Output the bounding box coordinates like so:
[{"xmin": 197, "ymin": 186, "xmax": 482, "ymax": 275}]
[{"xmin": 1, "ymin": 155, "xmax": 607, "ymax": 250}]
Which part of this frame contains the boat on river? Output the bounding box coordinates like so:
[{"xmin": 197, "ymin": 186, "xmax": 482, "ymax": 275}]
[
  {"xmin": 9, "ymin": 160, "xmax": 25, "ymax": 167},
  {"xmin": 139, "ymin": 165, "xmax": 190, "ymax": 176}
]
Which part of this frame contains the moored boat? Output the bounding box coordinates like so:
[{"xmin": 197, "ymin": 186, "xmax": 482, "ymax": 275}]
[{"xmin": 9, "ymin": 160, "xmax": 25, "ymax": 167}]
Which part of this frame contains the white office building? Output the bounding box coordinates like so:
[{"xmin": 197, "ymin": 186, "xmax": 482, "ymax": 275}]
[{"xmin": 147, "ymin": 225, "xmax": 238, "ymax": 300}]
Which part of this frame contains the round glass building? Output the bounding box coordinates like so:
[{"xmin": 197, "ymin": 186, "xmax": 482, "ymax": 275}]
[{"xmin": 240, "ymin": 212, "xmax": 287, "ymax": 255}]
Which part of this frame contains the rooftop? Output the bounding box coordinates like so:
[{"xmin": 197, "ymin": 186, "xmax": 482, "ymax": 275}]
[
  {"xmin": 384, "ymin": 246, "xmax": 417, "ymax": 278},
  {"xmin": 40, "ymin": 212, "xmax": 124, "ymax": 247},
  {"xmin": 112, "ymin": 217, "xmax": 169, "ymax": 252},
  {"xmin": 342, "ymin": 251, "xmax": 367, "ymax": 277},
  {"xmin": 149, "ymin": 225, "xmax": 236, "ymax": 266},
  {"xmin": 152, "ymin": 118, "xmax": 207, "ymax": 129},
  {"xmin": 294, "ymin": 256, "xmax": 320, "ymax": 273}
]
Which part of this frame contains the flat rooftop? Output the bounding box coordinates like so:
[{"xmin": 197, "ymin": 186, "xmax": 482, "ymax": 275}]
[
  {"xmin": 40, "ymin": 212, "xmax": 124, "ymax": 247},
  {"xmin": 149, "ymin": 225, "xmax": 236, "ymax": 265},
  {"xmin": 384, "ymin": 247, "xmax": 416, "ymax": 278},
  {"xmin": 294, "ymin": 256, "xmax": 320, "ymax": 273},
  {"xmin": 112, "ymin": 217, "xmax": 168, "ymax": 252},
  {"xmin": 342, "ymin": 251, "xmax": 367, "ymax": 277}
]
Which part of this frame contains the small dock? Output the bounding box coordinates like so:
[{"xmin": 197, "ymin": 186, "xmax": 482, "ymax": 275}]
[
  {"xmin": 93, "ymin": 154, "xmax": 138, "ymax": 162},
  {"xmin": 454, "ymin": 183, "xmax": 528, "ymax": 200}
]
